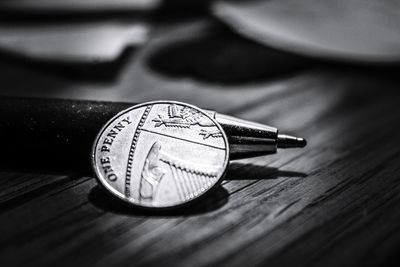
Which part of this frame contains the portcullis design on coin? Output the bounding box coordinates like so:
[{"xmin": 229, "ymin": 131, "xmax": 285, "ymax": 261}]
[{"xmin": 92, "ymin": 101, "xmax": 229, "ymax": 208}]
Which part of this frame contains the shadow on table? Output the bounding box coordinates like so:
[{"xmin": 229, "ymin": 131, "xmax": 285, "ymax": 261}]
[
  {"xmin": 147, "ymin": 24, "xmax": 313, "ymax": 85},
  {"xmin": 88, "ymin": 162, "xmax": 307, "ymax": 216},
  {"xmin": 88, "ymin": 185, "xmax": 230, "ymax": 217},
  {"xmin": 225, "ymin": 162, "xmax": 307, "ymax": 180}
]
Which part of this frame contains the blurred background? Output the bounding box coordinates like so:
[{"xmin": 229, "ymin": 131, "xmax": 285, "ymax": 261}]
[{"xmin": 1, "ymin": 0, "xmax": 400, "ymax": 108}]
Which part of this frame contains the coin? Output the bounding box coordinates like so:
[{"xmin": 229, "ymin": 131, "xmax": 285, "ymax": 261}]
[{"xmin": 92, "ymin": 101, "xmax": 229, "ymax": 209}]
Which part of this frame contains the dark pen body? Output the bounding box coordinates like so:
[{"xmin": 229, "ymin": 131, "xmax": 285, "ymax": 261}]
[
  {"xmin": 0, "ymin": 97, "xmax": 305, "ymax": 171},
  {"xmin": 0, "ymin": 97, "xmax": 132, "ymax": 170}
]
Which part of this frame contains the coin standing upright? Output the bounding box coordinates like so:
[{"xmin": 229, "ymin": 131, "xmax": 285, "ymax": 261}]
[{"xmin": 92, "ymin": 101, "xmax": 229, "ymax": 209}]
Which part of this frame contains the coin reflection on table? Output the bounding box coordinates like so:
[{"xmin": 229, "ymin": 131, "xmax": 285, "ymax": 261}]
[{"xmin": 92, "ymin": 101, "xmax": 229, "ymax": 209}]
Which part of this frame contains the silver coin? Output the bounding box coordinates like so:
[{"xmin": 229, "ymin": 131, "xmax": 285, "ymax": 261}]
[{"xmin": 92, "ymin": 101, "xmax": 229, "ymax": 209}]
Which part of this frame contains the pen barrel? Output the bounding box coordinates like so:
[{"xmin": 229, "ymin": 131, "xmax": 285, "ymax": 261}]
[
  {"xmin": 227, "ymin": 136, "xmax": 277, "ymax": 160},
  {"xmin": 0, "ymin": 97, "xmax": 281, "ymax": 170},
  {"xmin": 0, "ymin": 97, "xmax": 132, "ymax": 171},
  {"xmin": 212, "ymin": 113, "xmax": 278, "ymax": 160}
]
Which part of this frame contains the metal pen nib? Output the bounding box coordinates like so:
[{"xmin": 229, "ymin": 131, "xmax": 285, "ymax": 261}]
[
  {"xmin": 205, "ymin": 110, "xmax": 307, "ymax": 160},
  {"xmin": 277, "ymin": 134, "xmax": 307, "ymax": 148}
]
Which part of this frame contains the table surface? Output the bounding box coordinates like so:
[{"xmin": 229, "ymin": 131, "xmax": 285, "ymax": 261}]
[{"xmin": 1, "ymin": 18, "xmax": 400, "ymax": 267}]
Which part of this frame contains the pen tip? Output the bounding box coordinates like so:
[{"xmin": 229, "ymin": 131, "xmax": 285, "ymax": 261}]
[{"xmin": 277, "ymin": 134, "xmax": 307, "ymax": 148}]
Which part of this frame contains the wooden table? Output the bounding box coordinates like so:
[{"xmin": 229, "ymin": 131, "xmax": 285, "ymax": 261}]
[{"xmin": 1, "ymin": 19, "xmax": 400, "ymax": 267}]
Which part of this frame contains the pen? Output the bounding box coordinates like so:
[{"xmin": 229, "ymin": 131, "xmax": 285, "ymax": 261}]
[{"xmin": 0, "ymin": 97, "xmax": 305, "ymax": 170}]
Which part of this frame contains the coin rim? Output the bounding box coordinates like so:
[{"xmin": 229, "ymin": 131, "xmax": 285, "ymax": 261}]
[{"xmin": 91, "ymin": 100, "xmax": 230, "ymax": 210}]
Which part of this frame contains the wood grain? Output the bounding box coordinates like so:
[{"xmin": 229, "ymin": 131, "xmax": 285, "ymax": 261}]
[{"xmin": 1, "ymin": 19, "xmax": 400, "ymax": 267}]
